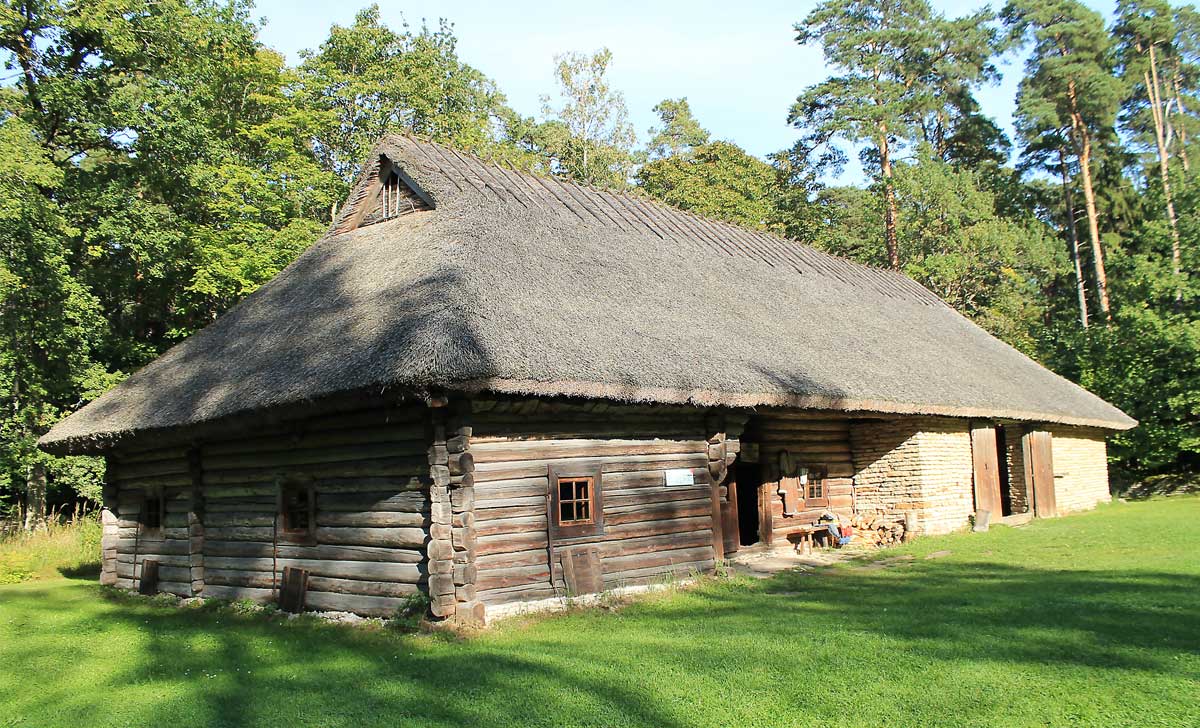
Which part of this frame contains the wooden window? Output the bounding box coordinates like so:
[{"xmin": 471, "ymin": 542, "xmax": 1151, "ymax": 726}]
[
  {"xmin": 279, "ymin": 481, "xmax": 316, "ymax": 543},
  {"xmin": 558, "ymin": 477, "xmax": 594, "ymax": 525},
  {"xmin": 549, "ymin": 466, "xmax": 604, "ymax": 539},
  {"xmin": 801, "ymin": 465, "xmax": 829, "ymax": 507},
  {"xmin": 139, "ymin": 491, "xmax": 164, "ymax": 539}
]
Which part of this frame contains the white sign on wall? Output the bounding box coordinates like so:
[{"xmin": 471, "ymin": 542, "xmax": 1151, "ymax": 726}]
[{"xmin": 664, "ymin": 469, "xmax": 695, "ymax": 487}]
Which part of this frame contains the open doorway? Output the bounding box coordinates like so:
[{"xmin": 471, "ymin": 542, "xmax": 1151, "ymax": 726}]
[
  {"xmin": 995, "ymin": 424, "xmax": 1013, "ymax": 516},
  {"xmin": 735, "ymin": 457, "xmax": 762, "ymax": 546}
]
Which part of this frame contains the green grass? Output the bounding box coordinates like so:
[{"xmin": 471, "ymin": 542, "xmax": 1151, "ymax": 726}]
[
  {"xmin": 1, "ymin": 498, "xmax": 1197, "ymax": 728},
  {"xmin": 0, "ymin": 517, "xmax": 101, "ymax": 585}
]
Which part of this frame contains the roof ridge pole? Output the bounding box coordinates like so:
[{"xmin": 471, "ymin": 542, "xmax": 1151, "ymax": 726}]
[
  {"xmin": 526, "ymin": 171, "xmax": 592, "ymax": 225},
  {"xmin": 498, "ymin": 161, "xmax": 554, "ymax": 211},
  {"xmin": 608, "ymin": 189, "xmax": 668, "ymax": 241},
  {"xmin": 544, "ymin": 174, "xmax": 610, "ymax": 226},
  {"xmin": 443, "ymin": 147, "xmax": 510, "ymax": 205}
]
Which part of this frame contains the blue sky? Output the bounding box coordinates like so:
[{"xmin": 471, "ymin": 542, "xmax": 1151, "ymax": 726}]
[{"xmin": 253, "ymin": 0, "xmax": 1117, "ymax": 184}]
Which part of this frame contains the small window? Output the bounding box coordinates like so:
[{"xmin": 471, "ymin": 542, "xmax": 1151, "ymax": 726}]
[
  {"xmin": 279, "ymin": 482, "xmax": 315, "ymax": 542},
  {"xmin": 549, "ymin": 467, "xmax": 604, "ymax": 539},
  {"xmin": 801, "ymin": 465, "xmax": 829, "ymax": 507},
  {"xmin": 139, "ymin": 491, "xmax": 164, "ymax": 538},
  {"xmin": 558, "ymin": 477, "xmax": 594, "ymax": 526}
]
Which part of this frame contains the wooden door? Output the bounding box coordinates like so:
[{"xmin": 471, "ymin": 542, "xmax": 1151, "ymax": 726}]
[
  {"xmin": 722, "ymin": 478, "xmax": 740, "ymax": 555},
  {"xmin": 1023, "ymin": 429, "xmax": 1057, "ymax": 518},
  {"xmin": 970, "ymin": 423, "xmax": 1003, "ymax": 517}
]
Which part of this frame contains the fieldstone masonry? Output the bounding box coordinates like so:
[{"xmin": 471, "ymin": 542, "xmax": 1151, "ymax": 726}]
[{"xmin": 851, "ymin": 417, "xmax": 1111, "ymax": 536}]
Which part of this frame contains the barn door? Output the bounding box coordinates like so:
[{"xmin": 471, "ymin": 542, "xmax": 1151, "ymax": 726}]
[
  {"xmin": 721, "ymin": 477, "xmax": 740, "ymax": 555},
  {"xmin": 970, "ymin": 422, "xmax": 1003, "ymax": 518},
  {"xmin": 1022, "ymin": 429, "xmax": 1057, "ymax": 518}
]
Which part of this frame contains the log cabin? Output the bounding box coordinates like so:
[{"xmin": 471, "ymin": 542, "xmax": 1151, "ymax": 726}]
[{"xmin": 39, "ymin": 135, "xmax": 1136, "ymax": 623}]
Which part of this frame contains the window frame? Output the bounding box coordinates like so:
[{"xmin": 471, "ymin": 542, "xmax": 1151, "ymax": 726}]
[
  {"xmin": 800, "ymin": 465, "xmax": 830, "ymax": 508},
  {"xmin": 548, "ymin": 465, "xmax": 605, "ymax": 539},
  {"xmin": 138, "ymin": 489, "xmax": 166, "ymax": 540},
  {"xmin": 277, "ymin": 479, "xmax": 317, "ymax": 545}
]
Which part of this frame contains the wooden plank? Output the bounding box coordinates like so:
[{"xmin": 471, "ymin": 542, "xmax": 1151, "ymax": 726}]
[
  {"xmin": 971, "ymin": 422, "xmax": 1003, "ymax": 518},
  {"xmin": 1024, "ymin": 429, "xmax": 1058, "ymax": 518}
]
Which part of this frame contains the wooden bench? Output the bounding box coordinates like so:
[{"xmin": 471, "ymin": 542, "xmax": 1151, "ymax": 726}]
[{"xmin": 784, "ymin": 524, "xmax": 840, "ymax": 555}]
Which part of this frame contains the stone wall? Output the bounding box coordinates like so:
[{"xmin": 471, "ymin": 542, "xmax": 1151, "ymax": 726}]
[
  {"xmin": 850, "ymin": 416, "xmax": 974, "ymax": 536},
  {"xmin": 1050, "ymin": 426, "xmax": 1111, "ymax": 514},
  {"xmin": 1000, "ymin": 426, "xmax": 1029, "ymax": 514}
]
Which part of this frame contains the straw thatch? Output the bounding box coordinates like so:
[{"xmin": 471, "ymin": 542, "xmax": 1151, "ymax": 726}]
[{"xmin": 40, "ymin": 136, "xmax": 1134, "ymax": 454}]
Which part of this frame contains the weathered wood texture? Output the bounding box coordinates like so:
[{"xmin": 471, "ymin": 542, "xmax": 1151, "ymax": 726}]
[
  {"xmin": 470, "ymin": 398, "xmax": 717, "ymax": 607},
  {"xmin": 107, "ymin": 400, "xmax": 432, "ymax": 614},
  {"xmin": 969, "ymin": 423, "xmax": 1002, "ymax": 518},
  {"xmin": 754, "ymin": 411, "xmax": 854, "ymax": 546}
]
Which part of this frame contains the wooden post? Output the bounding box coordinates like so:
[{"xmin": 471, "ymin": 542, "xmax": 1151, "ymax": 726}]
[{"xmin": 705, "ymin": 413, "xmax": 727, "ymax": 562}]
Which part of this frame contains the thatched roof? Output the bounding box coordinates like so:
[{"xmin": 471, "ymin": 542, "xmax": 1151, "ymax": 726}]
[{"xmin": 40, "ymin": 135, "xmax": 1134, "ymax": 454}]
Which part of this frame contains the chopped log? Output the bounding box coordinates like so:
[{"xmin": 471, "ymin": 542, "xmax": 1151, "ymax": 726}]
[{"xmin": 316, "ymin": 526, "xmax": 427, "ymax": 548}]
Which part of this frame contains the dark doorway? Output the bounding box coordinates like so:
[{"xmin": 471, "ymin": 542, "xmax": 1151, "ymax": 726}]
[
  {"xmin": 735, "ymin": 457, "xmax": 762, "ymax": 546},
  {"xmin": 995, "ymin": 424, "xmax": 1013, "ymax": 516}
]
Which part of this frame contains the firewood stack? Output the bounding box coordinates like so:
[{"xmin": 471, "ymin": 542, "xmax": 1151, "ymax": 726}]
[{"xmin": 848, "ymin": 513, "xmax": 908, "ymax": 547}]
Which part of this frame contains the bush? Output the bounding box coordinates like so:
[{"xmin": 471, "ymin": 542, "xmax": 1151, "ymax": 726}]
[{"xmin": 0, "ymin": 515, "xmax": 102, "ymax": 584}]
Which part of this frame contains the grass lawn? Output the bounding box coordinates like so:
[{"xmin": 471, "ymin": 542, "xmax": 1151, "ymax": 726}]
[{"xmin": 1, "ymin": 498, "xmax": 1197, "ymax": 728}]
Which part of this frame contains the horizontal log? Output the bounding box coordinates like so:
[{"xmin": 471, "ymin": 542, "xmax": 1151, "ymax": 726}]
[
  {"xmin": 203, "ymin": 541, "xmax": 423, "ymax": 563},
  {"xmin": 603, "ymin": 558, "xmax": 715, "ymax": 587},
  {"xmin": 305, "ymin": 591, "xmax": 420, "ymax": 617},
  {"xmin": 475, "ymin": 564, "xmax": 551, "ymax": 592},
  {"xmin": 116, "ymin": 562, "xmax": 191, "ymax": 582},
  {"xmin": 115, "ymin": 538, "xmax": 190, "ymax": 555},
  {"xmin": 474, "ymin": 502, "xmax": 542, "ymax": 521},
  {"xmin": 309, "ymin": 575, "xmax": 422, "ymax": 598},
  {"xmin": 605, "ymin": 488, "xmax": 711, "ymax": 509},
  {"xmin": 202, "ymin": 584, "xmax": 275, "ymax": 603},
  {"xmin": 471, "ymin": 439, "xmax": 706, "ymax": 464},
  {"xmin": 116, "ymin": 553, "xmax": 191, "ymax": 568},
  {"xmin": 203, "ymin": 458, "xmax": 427, "ymax": 486},
  {"xmin": 602, "ymin": 546, "xmax": 714, "ymax": 574},
  {"xmin": 604, "ymin": 500, "xmax": 711, "ymax": 525},
  {"xmin": 203, "ymin": 556, "xmax": 424, "ymax": 582},
  {"xmin": 476, "ymin": 548, "xmax": 549, "ymax": 570},
  {"xmin": 204, "ymin": 444, "xmax": 428, "ymax": 473},
  {"xmin": 317, "ymin": 527, "xmax": 427, "ymax": 548},
  {"xmin": 475, "ymin": 515, "xmax": 546, "ymax": 538},
  {"xmin": 319, "ymin": 490, "xmax": 429, "ymax": 512},
  {"xmin": 203, "ymin": 425, "xmax": 426, "ymax": 458},
  {"xmin": 115, "ymin": 445, "xmax": 190, "ymax": 466},
  {"xmin": 474, "ymin": 453, "xmax": 709, "ymax": 483},
  {"xmin": 116, "ymin": 458, "xmax": 189, "ymax": 481},
  {"xmin": 474, "ymin": 531, "xmax": 548, "ymax": 557},
  {"xmin": 316, "ymin": 511, "xmax": 429, "ymax": 528},
  {"xmin": 476, "ymin": 582, "xmax": 559, "ymax": 605},
  {"xmin": 475, "ymin": 478, "xmax": 547, "ymax": 502}
]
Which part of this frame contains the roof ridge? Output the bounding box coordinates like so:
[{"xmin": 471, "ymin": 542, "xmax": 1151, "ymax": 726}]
[{"xmin": 377, "ymin": 134, "xmax": 947, "ymax": 306}]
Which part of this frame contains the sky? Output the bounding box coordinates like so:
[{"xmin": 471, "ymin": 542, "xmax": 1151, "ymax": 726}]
[{"xmin": 252, "ymin": 0, "xmax": 1118, "ymax": 184}]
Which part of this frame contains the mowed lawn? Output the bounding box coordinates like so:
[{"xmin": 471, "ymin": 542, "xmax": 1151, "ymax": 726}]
[{"xmin": 1, "ymin": 499, "xmax": 1197, "ymax": 728}]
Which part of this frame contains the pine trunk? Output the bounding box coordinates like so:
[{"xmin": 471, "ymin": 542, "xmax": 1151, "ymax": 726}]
[
  {"xmin": 1059, "ymin": 153, "xmax": 1089, "ymax": 329},
  {"xmin": 1066, "ymin": 77, "xmax": 1111, "ymax": 325},
  {"xmin": 879, "ymin": 124, "xmax": 900, "ymax": 270}
]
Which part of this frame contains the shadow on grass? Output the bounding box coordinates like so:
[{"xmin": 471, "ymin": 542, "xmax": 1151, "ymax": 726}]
[
  {"xmin": 57, "ymin": 562, "xmax": 101, "ymax": 580},
  {"xmin": 3, "ymin": 558, "xmax": 1198, "ymax": 727}
]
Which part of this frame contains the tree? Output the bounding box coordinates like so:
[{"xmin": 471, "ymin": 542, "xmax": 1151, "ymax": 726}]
[
  {"xmin": 0, "ymin": 0, "xmax": 337, "ymax": 521},
  {"xmin": 645, "ymin": 98, "xmax": 709, "ymax": 160},
  {"xmin": 791, "ymin": 0, "xmax": 1004, "ymax": 270},
  {"xmin": 637, "ymin": 141, "xmax": 781, "ymax": 230},
  {"xmin": 1115, "ymin": 0, "xmax": 1184, "ymax": 301},
  {"xmin": 539, "ymin": 48, "xmax": 637, "ymax": 186},
  {"xmin": 1005, "ymin": 0, "xmax": 1126, "ymax": 324},
  {"xmin": 297, "ymin": 6, "xmax": 515, "ymax": 192}
]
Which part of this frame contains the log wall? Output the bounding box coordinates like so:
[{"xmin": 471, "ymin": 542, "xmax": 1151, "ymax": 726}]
[
  {"xmin": 754, "ymin": 411, "xmax": 855, "ymax": 545},
  {"xmin": 469, "ymin": 398, "xmax": 720, "ymax": 610},
  {"xmin": 107, "ymin": 401, "xmax": 433, "ymax": 617}
]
